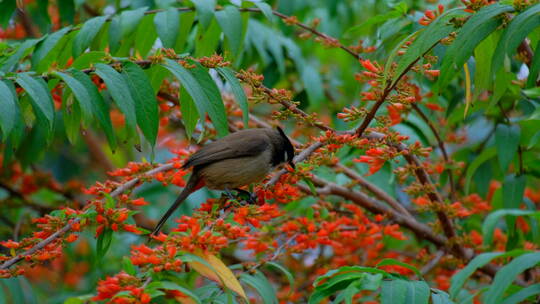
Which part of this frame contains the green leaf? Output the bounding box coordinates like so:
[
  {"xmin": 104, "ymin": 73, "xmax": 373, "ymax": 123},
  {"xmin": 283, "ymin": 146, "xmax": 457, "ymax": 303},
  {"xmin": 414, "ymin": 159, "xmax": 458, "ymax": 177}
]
[
  {"xmin": 484, "ymin": 252, "xmax": 540, "ymax": 304},
  {"xmin": 122, "ymin": 257, "xmax": 136, "ymax": 275},
  {"xmin": 492, "ymin": 3, "xmax": 540, "ymax": 74},
  {"xmin": 163, "ymin": 59, "xmax": 228, "ymax": 137},
  {"xmin": 502, "ymin": 174, "xmax": 526, "ymax": 238},
  {"xmin": 62, "ymin": 92, "xmax": 81, "ymax": 144},
  {"xmin": 431, "ymin": 289, "xmax": 455, "ymax": 304},
  {"xmin": 195, "ymin": 18, "xmax": 221, "ymax": 57},
  {"xmin": 216, "ymin": 67, "xmax": 248, "ymax": 127},
  {"xmin": 120, "ymin": 7, "xmax": 148, "ymax": 37},
  {"xmin": 134, "ymin": 15, "xmax": 157, "ymax": 58},
  {"xmin": 94, "ymin": 63, "xmax": 137, "ymax": 128},
  {"xmin": 526, "ymin": 39, "xmax": 540, "ymax": 88},
  {"xmin": 449, "ymin": 250, "xmax": 527, "ymax": 299},
  {"xmin": 55, "ymin": 71, "xmax": 93, "ymax": 123},
  {"xmin": 0, "ymin": 80, "xmax": 19, "ymax": 138},
  {"xmin": 376, "ymin": 258, "xmax": 422, "ymax": 278},
  {"xmin": 310, "ymin": 272, "xmax": 367, "ymax": 304},
  {"xmin": 495, "ymin": 124, "xmax": 521, "ymax": 172},
  {"xmin": 487, "ymin": 69, "xmax": 513, "ymax": 111},
  {"xmin": 344, "ymin": 6, "xmax": 403, "ymax": 38},
  {"xmin": 70, "ymin": 69, "xmax": 116, "ymax": 151},
  {"xmin": 394, "ymin": 8, "xmax": 467, "ymax": 87},
  {"xmin": 73, "ymin": 16, "xmax": 108, "ymax": 57},
  {"xmin": 465, "ymin": 147, "xmax": 497, "ymax": 194},
  {"xmin": 96, "ymin": 228, "xmax": 113, "ymax": 260},
  {"xmin": 254, "ymin": 1, "xmax": 274, "ymax": 23},
  {"xmin": 0, "ymin": 0, "xmax": 16, "ymax": 28},
  {"xmin": 58, "ymin": 0, "xmax": 75, "ymax": 24},
  {"xmin": 32, "ymin": 26, "xmax": 72, "ymax": 69},
  {"xmin": 240, "ymin": 272, "xmax": 278, "ymax": 304},
  {"xmin": 192, "ymin": 0, "xmax": 215, "ymax": 29},
  {"xmin": 1, "ymin": 39, "xmax": 41, "ymax": 73},
  {"xmin": 154, "ymin": 8, "xmax": 180, "ymax": 48},
  {"xmin": 301, "ymin": 64, "xmax": 324, "ymax": 110},
  {"xmin": 122, "ymin": 61, "xmax": 159, "ymax": 147},
  {"xmin": 483, "ymin": 209, "xmax": 538, "ymax": 245},
  {"xmin": 501, "ymin": 283, "xmax": 540, "ymax": 304},
  {"xmin": 438, "ymin": 3, "xmax": 512, "ymax": 92},
  {"xmin": 215, "ymin": 5, "xmax": 243, "ymax": 58},
  {"xmin": 179, "ymin": 85, "xmax": 199, "ymax": 139},
  {"xmin": 381, "ymin": 279, "xmax": 430, "ymax": 304},
  {"xmin": 523, "ymin": 86, "xmax": 540, "ymax": 98},
  {"xmin": 71, "ymin": 51, "xmax": 107, "ymax": 70},
  {"xmin": 147, "ymin": 281, "xmax": 202, "ymax": 303},
  {"xmin": 15, "ymin": 73, "xmax": 54, "ymax": 131},
  {"xmin": 265, "ymin": 262, "xmax": 294, "ymax": 289},
  {"xmin": 473, "ymin": 31, "xmax": 500, "ymax": 97},
  {"xmin": 175, "ymin": 11, "xmax": 196, "ymax": 52}
]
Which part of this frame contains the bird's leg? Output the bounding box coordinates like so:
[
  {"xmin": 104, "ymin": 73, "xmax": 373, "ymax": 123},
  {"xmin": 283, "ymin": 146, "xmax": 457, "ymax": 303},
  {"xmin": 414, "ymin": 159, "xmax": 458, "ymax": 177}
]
[
  {"xmin": 223, "ymin": 188, "xmax": 237, "ymax": 201},
  {"xmin": 234, "ymin": 188, "xmax": 257, "ymax": 204}
]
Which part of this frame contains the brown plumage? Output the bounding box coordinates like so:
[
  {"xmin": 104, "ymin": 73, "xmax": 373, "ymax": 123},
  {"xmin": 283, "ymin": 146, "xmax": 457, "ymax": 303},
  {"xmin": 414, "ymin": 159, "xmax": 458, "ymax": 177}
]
[{"xmin": 151, "ymin": 127, "xmax": 295, "ymax": 235}]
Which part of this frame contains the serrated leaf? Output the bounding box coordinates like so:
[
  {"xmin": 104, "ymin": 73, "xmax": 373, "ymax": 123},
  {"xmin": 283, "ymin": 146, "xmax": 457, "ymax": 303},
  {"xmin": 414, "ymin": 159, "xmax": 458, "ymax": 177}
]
[
  {"xmin": 187, "ymin": 250, "xmax": 247, "ymax": 300},
  {"xmin": 438, "ymin": 3, "xmax": 512, "ymax": 92},
  {"xmin": 215, "ymin": 5, "xmax": 243, "ymax": 58},
  {"xmin": 0, "ymin": 80, "xmax": 19, "ymax": 138},
  {"xmin": 179, "ymin": 86, "xmax": 199, "ymax": 139},
  {"xmin": 495, "ymin": 124, "xmax": 521, "ymax": 172},
  {"xmin": 58, "ymin": 0, "xmax": 75, "ymax": 24},
  {"xmin": 253, "ymin": 1, "xmax": 274, "ymax": 22},
  {"xmin": 394, "ymin": 8, "xmax": 467, "ymax": 87},
  {"xmin": 147, "ymin": 281, "xmax": 202, "ymax": 304},
  {"xmin": 94, "ymin": 63, "xmax": 137, "ymax": 128},
  {"xmin": 1, "ymin": 39, "xmax": 41, "ymax": 73},
  {"xmin": 195, "ymin": 18, "xmax": 221, "ymax": 57},
  {"xmin": 215, "ymin": 67, "xmax": 248, "ymax": 127},
  {"xmin": 122, "ymin": 61, "xmax": 159, "ymax": 146},
  {"xmin": 482, "ymin": 209, "xmax": 538, "ymax": 246},
  {"xmin": 175, "ymin": 11, "xmax": 196, "ymax": 52},
  {"xmin": 15, "ymin": 73, "xmax": 54, "ymax": 131},
  {"xmin": 32, "ymin": 26, "xmax": 72, "ymax": 69},
  {"xmin": 381, "ymin": 279, "xmax": 430, "ymax": 304},
  {"xmin": 154, "ymin": 8, "xmax": 180, "ymax": 48},
  {"xmin": 265, "ymin": 262, "xmax": 294, "ymax": 289},
  {"xmin": 492, "ymin": 3, "xmax": 540, "ymax": 75},
  {"xmin": 96, "ymin": 229, "xmax": 113, "ymax": 260},
  {"xmin": 71, "ymin": 51, "xmax": 107, "ymax": 70},
  {"xmin": 62, "ymin": 94, "xmax": 81, "ymax": 144},
  {"xmin": 55, "ymin": 71, "xmax": 93, "ymax": 123},
  {"xmin": 449, "ymin": 250, "xmax": 526, "ymax": 299},
  {"xmin": 376, "ymin": 258, "xmax": 422, "ymax": 278},
  {"xmin": 501, "ymin": 283, "xmax": 540, "ymax": 304},
  {"xmin": 134, "ymin": 15, "xmax": 157, "ymax": 58},
  {"xmin": 192, "ymin": 0, "xmax": 215, "ymax": 29},
  {"xmin": 70, "ymin": 69, "xmax": 117, "ymax": 151},
  {"xmin": 0, "ymin": 0, "xmax": 16, "ymax": 28},
  {"xmin": 240, "ymin": 272, "xmax": 278, "ymax": 304},
  {"xmin": 464, "ymin": 147, "xmax": 497, "ymax": 194},
  {"xmin": 163, "ymin": 59, "xmax": 228, "ymax": 137},
  {"xmin": 484, "ymin": 252, "xmax": 540, "ymax": 304},
  {"xmin": 73, "ymin": 16, "xmax": 108, "ymax": 57}
]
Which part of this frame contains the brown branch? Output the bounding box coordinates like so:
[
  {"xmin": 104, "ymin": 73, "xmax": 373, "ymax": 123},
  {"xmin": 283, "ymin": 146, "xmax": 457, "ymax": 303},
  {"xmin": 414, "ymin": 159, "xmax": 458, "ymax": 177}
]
[
  {"xmin": 0, "ymin": 163, "xmax": 175, "ymax": 270},
  {"xmin": 334, "ymin": 163, "xmax": 413, "ymax": 218},
  {"xmin": 411, "ymin": 103, "xmax": 456, "ymax": 199}
]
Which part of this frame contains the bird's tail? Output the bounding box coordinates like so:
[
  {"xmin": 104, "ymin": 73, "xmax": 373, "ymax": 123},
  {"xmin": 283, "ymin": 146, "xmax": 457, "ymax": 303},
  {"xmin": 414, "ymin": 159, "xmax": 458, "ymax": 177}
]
[{"xmin": 150, "ymin": 173, "xmax": 203, "ymax": 236}]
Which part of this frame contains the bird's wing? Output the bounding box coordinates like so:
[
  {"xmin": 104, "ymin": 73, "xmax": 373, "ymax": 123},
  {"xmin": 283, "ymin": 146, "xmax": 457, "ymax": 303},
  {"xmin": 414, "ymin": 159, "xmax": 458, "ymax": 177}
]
[{"xmin": 183, "ymin": 132, "xmax": 270, "ymax": 169}]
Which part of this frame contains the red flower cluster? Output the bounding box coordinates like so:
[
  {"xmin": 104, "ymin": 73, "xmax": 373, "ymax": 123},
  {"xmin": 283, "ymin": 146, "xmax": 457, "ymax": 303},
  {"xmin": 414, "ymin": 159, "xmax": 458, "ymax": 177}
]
[
  {"xmin": 93, "ymin": 272, "xmax": 151, "ymax": 303},
  {"xmin": 419, "ymin": 5, "xmax": 445, "ymax": 26}
]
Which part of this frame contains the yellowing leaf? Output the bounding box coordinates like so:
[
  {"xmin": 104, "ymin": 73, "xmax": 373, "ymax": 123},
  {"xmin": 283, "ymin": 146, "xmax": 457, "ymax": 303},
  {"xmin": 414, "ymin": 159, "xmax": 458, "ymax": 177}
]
[
  {"xmin": 463, "ymin": 62, "xmax": 472, "ymax": 118},
  {"xmin": 188, "ymin": 250, "xmax": 248, "ymax": 300}
]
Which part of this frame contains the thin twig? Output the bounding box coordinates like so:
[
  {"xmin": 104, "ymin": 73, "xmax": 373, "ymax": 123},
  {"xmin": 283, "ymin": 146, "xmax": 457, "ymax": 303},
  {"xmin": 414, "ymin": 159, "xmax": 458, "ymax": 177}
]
[{"xmin": 0, "ymin": 163, "xmax": 176, "ymax": 270}]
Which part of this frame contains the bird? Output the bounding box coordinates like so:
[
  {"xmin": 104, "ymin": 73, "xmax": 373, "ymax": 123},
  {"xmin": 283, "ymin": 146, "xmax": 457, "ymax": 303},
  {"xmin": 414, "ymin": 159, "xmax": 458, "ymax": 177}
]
[{"xmin": 151, "ymin": 127, "xmax": 295, "ymax": 235}]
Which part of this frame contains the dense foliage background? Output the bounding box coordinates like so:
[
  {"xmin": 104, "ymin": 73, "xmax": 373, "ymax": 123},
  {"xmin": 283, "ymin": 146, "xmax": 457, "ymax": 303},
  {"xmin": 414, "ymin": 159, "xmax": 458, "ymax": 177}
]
[{"xmin": 0, "ymin": 0, "xmax": 539, "ymax": 303}]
